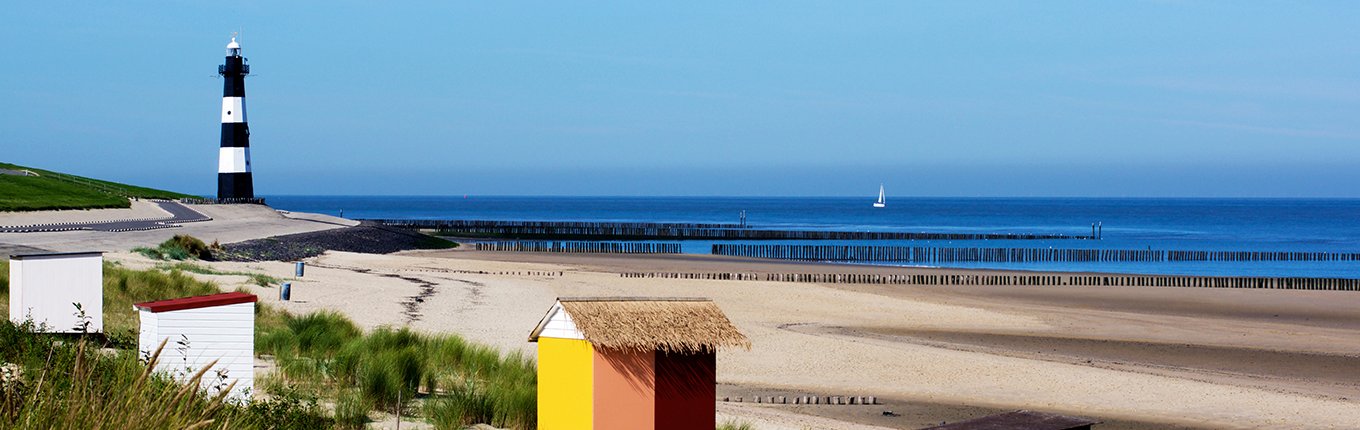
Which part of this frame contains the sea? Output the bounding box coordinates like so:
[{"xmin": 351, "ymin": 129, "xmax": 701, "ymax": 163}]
[{"xmin": 264, "ymin": 196, "xmax": 1360, "ymax": 279}]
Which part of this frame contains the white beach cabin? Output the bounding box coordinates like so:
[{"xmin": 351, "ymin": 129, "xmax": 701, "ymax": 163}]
[
  {"xmin": 134, "ymin": 292, "xmax": 256, "ymax": 400},
  {"xmin": 8, "ymin": 252, "xmax": 104, "ymax": 333}
]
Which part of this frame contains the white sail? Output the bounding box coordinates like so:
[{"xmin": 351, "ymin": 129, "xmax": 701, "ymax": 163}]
[{"xmin": 873, "ymin": 184, "xmax": 886, "ymax": 208}]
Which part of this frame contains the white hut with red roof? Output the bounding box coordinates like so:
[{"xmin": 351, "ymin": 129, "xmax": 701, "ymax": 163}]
[{"xmin": 134, "ymin": 291, "xmax": 257, "ymax": 400}]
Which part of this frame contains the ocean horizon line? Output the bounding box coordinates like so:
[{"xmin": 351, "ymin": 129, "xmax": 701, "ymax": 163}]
[{"xmin": 235, "ymin": 194, "xmax": 1360, "ymax": 201}]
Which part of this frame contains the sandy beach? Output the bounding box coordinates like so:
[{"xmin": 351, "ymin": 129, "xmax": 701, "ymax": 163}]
[
  {"xmin": 103, "ymin": 246, "xmax": 1360, "ymax": 429},
  {"xmin": 6, "ymin": 203, "xmax": 1357, "ymax": 429}
]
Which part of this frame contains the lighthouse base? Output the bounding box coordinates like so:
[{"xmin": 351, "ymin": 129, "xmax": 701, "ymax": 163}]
[{"xmin": 217, "ymin": 173, "xmax": 255, "ymax": 200}]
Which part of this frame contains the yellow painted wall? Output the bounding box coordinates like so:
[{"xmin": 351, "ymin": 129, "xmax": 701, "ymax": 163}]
[{"xmin": 538, "ymin": 337, "xmax": 594, "ymax": 430}]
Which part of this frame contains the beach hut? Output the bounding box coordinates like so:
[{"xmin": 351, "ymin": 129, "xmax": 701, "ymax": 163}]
[
  {"xmin": 134, "ymin": 292, "xmax": 256, "ymax": 400},
  {"xmin": 529, "ymin": 297, "xmax": 750, "ymax": 430},
  {"xmin": 7, "ymin": 252, "xmax": 104, "ymax": 333}
]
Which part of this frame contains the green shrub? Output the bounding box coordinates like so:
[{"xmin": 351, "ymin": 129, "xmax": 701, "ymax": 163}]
[
  {"xmin": 242, "ymin": 388, "xmax": 334, "ymax": 430},
  {"xmin": 134, "ymin": 235, "xmax": 214, "ymax": 261},
  {"xmin": 166, "ymin": 235, "xmax": 213, "ymax": 260}
]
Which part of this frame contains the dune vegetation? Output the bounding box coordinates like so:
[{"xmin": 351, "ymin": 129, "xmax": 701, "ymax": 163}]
[
  {"xmin": 133, "ymin": 234, "xmax": 220, "ymax": 261},
  {"xmin": 257, "ymin": 311, "xmax": 537, "ymax": 429},
  {"xmin": 0, "ymin": 318, "xmax": 333, "ymax": 429},
  {"xmin": 255, "ymin": 310, "xmax": 535, "ymax": 427},
  {"xmin": 0, "ymin": 259, "xmax": 540, "ymax": 429}
]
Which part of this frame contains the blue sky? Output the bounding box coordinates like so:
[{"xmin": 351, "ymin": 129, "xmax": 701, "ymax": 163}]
[{"xmin": 4, "ymin": 2, "xmax": 1359, "ymax": 197}]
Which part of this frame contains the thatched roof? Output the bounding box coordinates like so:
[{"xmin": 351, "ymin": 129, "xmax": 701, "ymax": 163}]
[{"xmin": 531, "ymin": 297, "xmax": 750, "ymax": 354}]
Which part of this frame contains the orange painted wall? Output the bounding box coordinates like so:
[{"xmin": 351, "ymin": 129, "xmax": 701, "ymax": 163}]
[
  {"xmin": 654, "ymin": 351, "xmax": 716, "ymax": 430},
  {"xmin": 593, "ymin": 348, "xmax": 655, "ymax": 430}
]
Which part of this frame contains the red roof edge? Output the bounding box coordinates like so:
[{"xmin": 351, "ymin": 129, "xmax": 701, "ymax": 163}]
[{"xmin": 134, "ymin": 292, "xmax": 257, "ymax": 313}]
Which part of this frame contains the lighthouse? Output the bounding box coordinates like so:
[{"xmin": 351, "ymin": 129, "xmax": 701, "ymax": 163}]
[{"xmin": 217, "ymin": 36, "xmax": 254, "ymax": 200}]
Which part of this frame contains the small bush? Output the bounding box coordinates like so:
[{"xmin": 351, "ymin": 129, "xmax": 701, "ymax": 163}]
[
  {"xmin": 166, "ymin": 235, "xmax": 213, "ymax": 260},
  {"xmin": 242, "ymin": 388, "xmax": 334, "ymax": 430},
  {"xmin": 135, "ymin": 235, "xmax": 214, "ymax": 261}
]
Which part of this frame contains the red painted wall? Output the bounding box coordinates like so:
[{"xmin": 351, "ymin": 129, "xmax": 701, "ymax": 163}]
[
  {"xmin": 593, "ymin": 348, "xmax": 655, "ymax": 430},
  {"xmin": 654, "ymin": 351, "xmax": 716, "ymax": 430}
]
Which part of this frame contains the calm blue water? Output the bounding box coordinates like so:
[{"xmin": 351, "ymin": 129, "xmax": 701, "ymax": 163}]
[{"xmin": 265, "ymin": 196, "xmax": 1360, "ymax": 278}]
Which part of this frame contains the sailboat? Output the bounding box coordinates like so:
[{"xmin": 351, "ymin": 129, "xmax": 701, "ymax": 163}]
[{"xmin": 873, "ymin": 184, "xmax": 886, "ymax": 208}]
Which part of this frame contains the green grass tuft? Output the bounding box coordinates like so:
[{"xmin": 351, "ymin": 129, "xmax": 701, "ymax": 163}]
[
  {"xmin": 259, "ymin": 313, "xmax": 537, "ymax": 428},
  {"xmin": 333, "ymin": 388, "xmax": 372, "ymax": 429},
  {"xmin": 717, "ymin": 420, "xmax": 757, "ymax": 430},
  {"xmin": 0, "ymin": 319, "xmax": 331, "ymax": 429},
  {"xmin": 155, "ymin": 262, "xmax": 282, "ymax": 288}
]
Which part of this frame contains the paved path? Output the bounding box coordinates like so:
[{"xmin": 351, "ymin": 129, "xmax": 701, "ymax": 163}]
[{"xmin": 0, "ymin": 200, "xmax": 211, "ymax": 233}]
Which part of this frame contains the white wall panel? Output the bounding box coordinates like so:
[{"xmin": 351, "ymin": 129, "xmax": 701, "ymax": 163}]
[
  {"xmin": 140, "ymin": 302, "xmax": 254, "ymax": 400},
  {"xmin": 9, "ymin": 254, "xmax": 103, "ymax": 333}
]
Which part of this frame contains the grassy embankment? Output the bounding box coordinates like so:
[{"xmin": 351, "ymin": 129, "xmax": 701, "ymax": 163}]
[
  {"xmin": 0, "ymin": 162, "xmax": 192, "ymax": 212},
  {"xmin": 0, "ymin": 258, "xmax": 537, "ymax": 429}
]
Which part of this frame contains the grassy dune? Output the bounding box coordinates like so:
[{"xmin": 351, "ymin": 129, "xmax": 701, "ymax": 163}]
[
  {"xmin": 0, "ymin": 260, "xmax": 539, "ymax": 429},
  {"xmin": 258, "ymin": 312, "xmax": 537, "ymax": 429},
  {"xmin": 0, "ymin": 162, "xmax": 192, "ymax": 211}
]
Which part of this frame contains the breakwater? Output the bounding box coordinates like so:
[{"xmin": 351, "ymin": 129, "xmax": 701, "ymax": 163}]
[
  {"xmin": 620, "ymin": 272, "xmax": 1360, "ymax": 291},
  {"xmin": 474, "ymin": 241, "xmax": 681, "ymax": 254},
  {"xmin": 373, "ymin": 219, "xmax": 1091, "ymax": 241},
  {"xmin": 711, "ymin": 244, "xmax": 1360, "ymax": 263}
]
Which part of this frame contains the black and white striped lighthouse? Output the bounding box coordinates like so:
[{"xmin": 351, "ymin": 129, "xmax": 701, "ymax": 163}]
[{"xmin": 217, "ymin": 36, "xmax": 254, "ymax": 200}]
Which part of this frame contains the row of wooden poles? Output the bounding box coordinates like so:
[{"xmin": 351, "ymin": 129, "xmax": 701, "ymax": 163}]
[
  {"xmin": 711, "ymin": 244, "xmax": 1360, "ymax": 262},
  {"xmin": 620, "ymin": 272, "xmax": 1360, "ymax": 291},
  {"xmin": 724, "ymin": 395, "xmax": 877, "ymax": 405},
  {"xmin": 474, "ymin": 241, "xmax": 681, "ymax": 254},
  {"xmin": 376, "ymin": 219, "xmax": 741, "ymax": 229},
  {"xmin": 376, "ymin": 219, "xmax": 1090, "ymax": 241}
]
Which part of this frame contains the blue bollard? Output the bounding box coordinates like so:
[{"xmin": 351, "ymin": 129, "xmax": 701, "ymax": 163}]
[
  {"xmin": 295, "ymin": 261, "xmax": 305, "ymax": 277},
  {"xmin": 280, "ymin": 282, "xmax": 292, "ymax": 301}
]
